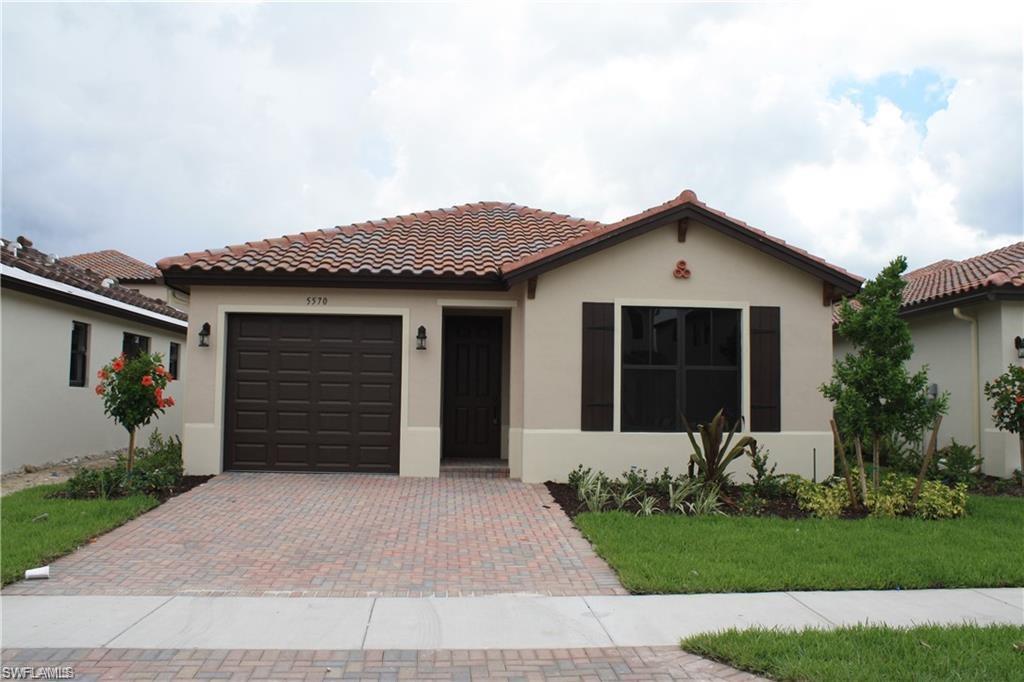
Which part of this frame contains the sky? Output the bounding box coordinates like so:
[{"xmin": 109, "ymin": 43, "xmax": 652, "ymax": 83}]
[{"xmin": 2, "ymin": 2, "xmax": 1022, "ymax": 278}]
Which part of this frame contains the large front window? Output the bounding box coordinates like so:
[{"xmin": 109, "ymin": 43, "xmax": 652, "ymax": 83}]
[{"xmin": 621, "ymin": 306, "xmax": 741, "ymax": 431}]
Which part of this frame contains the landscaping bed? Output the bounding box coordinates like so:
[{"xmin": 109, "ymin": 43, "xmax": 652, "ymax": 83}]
[{"xmin": 681, "ymin": 624, "xmax": 1024, "ymax": 682}]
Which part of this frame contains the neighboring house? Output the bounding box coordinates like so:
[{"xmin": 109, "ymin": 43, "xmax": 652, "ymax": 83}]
[
  {"xmin": 158, "ymin": 190, "xmax": 861, "ymax": 482},
  {"xmin": 64, "ymin": 249, "xmax": 190, "ymax": 312},
  {"xmin": 833, "ymin": 242, "xmax": 1024, "ymax": 478},
  {"xmin": 1, "ymin": 236, "xmax": 188, "ymax": 473}
]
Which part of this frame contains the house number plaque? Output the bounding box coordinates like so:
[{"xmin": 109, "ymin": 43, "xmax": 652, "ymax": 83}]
[{"xmin": 673, "ymin": 260, "xmax": 691, "ymax": 279}]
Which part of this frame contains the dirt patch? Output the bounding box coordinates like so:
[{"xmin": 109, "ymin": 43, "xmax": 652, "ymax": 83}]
[
  {"xmin": 970, "ymin": 476, "xmax": 1024, "ymax": 497},
  {"xmin": 1, "ymin": 453, "xmax": 120, "ymax": 496},
  {"xmin": 161, "ymin": 475, "xmax": 214, "ymax": 501}
]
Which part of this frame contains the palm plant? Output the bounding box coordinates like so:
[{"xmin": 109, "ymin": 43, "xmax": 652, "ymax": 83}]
[{"xmin": 683, "ymin": 409, "xmax": 756, "ymax": 487}]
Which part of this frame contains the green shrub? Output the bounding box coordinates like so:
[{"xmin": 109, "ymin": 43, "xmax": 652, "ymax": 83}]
[
  {"xmin": 936, "ymin": 439, "xmax": 983, "ymax": 485},
  {"xmin": 788, "ymin": 476, "xmax": 852, "ymax": 518},
  {"xmin": 865, "ymin": 472, "xmax": 915, "ymax": 517},
  {"xmin": 916, "ymin": 481, "xmax": 969, "ymax": 519},
  {"xmin": 62, "ymin": 431, "xmax": 182, "ymax": 500},
  {"xmin": 747, "ymin": 446, "xmax": 785, "ymax": 498}
]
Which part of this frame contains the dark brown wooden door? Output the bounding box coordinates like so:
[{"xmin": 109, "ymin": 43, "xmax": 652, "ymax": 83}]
[
  {"xmin": 442, "ymin": 316, "xmax": 502, "ymax": 459},
  {"xmin": 223, "ymin": 314, "xmax": 402, "ymax": 473}
]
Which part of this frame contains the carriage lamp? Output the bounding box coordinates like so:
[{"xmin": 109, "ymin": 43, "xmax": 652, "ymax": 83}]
[
  {"xmin": 416, "ymin": 325, "xmax": 428, "ymax": 351},
  {"xmin": 198, "ymin": 322, "xmax": 211, "ymax": 348},
  {"xmin": 1015, "ymin": 335, "xmax": 1024, "ymax": 359}
]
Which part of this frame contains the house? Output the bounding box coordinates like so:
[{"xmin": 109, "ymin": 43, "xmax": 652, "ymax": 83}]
[
  {"xmin": 158, "ymin": 190, "xmax": 862, "ymax": 482},
  {"xmin": 63, "ymin": 249, "xmax": 190, "ymax": 312},
  {"xmin": 1, "ymin": 236, "xmax": 188, "ymax": 473},
  {"xmin": 834, "ymin": 242, "xmax": 1024, "ymax": 478}
]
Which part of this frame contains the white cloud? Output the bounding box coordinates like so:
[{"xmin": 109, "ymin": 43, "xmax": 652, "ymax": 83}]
[{"xmin": 1, "ymin": 1, "xmax": 1020, "ymax": 277}]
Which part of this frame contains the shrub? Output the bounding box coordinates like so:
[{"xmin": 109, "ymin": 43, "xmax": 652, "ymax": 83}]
[
  {"xmin": 62, "ymin": 431, "xmax": 183, "ymax": 500},
  {"xmin": 865, "ymin": 473, "xmax": 915, "ymax": 517},
  {"xmin": 574, "ymin": 468, "xmax": 612, "ymax": 512},
  {"xmin": 789, "ymin": 476, "xmax": 852, "ymax": 518},
  {"xmin": 747, "ymin": 446, "xmax": 785, "ymax": 498},
  {"xmin": 635, "ymin": 495, "xmax": 659, "ymax": 517},
  {"xmin": 684, "ymin": 409, "xmax": 756, "ymax": 486},
  {"xmin": 916, "ymin": 481, "xmax": 969, "ymax": 520},
  {"xmin": 936, "ymin": 439, "xmax": 983, "ymax": 486},
  {"xmin": 95, "ymin": 352, "xmax": 176, "ymax": 471}
]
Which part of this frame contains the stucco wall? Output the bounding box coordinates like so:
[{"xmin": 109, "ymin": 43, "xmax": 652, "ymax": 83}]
[
  {"xmin": 520, "ymin": 220, "xmax": 836, "ymax": 482},
  {"xmin": 1, "ymin": 289, "xmax": 186, "ymax": 472},
  {"xmin": 834, "ymin": 300, "xmax": 1024, "ymax": 478},
  {"xmin": 179, "ymin": 287, "xmax": 525, "ymax": 476}
]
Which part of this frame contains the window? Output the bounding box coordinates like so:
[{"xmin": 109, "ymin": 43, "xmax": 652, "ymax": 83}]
[
  {"xmin": 168, "ymin": 342, "xmax": 180, "ymax": 379},
  {"xmin": 621, "ymin": 306, "xmax": 741, "ymax": 432},
  {"xmin": 122, "ymin": 332, "xmax": 150, "ymax": 358},
  {"xmin": 69, "ymin": 322, "xmax": 89, "ymax": 387}
]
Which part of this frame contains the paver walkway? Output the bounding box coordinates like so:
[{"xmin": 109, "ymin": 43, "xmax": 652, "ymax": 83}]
[
  {"xmin": 2, "ymin": 472, "xmax": 625, "ymax": 597},
  {"xmin": 0, "ymin": 646, "xmax": 763, "ymax": 681}
]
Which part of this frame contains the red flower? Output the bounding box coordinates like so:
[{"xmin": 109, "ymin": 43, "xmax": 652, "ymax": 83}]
[
  {"xmin": 97, "ymin": 369, "xmax": 108, "ymax": 380},
  {"xmin": 95, "ymin": 385, "xmax": 106, "ymax": 395},
  {"xmin": 155, "ymin": 387, "xmax": 164, "ymax": 400},
  {"xmin": 1015, "ymin": 395, "xmax": 1024, "ymax": 405},
  {"xmin": 164, "ymin": 396, "xmax": 175, "ymax": 407},
  {"xmin": 141, "ymin": 375, "xmax": 154, "ymax": 387},
  {"xmin": 112, "ymin": 358, "xmax": 125, "ymax": 372},
  {"xmin": 155, "ymin": 366, "xmax": 167, "ymax": 377}
]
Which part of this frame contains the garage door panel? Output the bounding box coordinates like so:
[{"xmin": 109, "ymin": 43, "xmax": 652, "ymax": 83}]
[{"xmin": 224, "ymin": 314, "xmax": 401, "ymax": 473}]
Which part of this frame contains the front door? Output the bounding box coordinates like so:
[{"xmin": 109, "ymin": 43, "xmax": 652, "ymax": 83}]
[{"xmin": 442, "ymin": 315, "xmax": 502, "ymax": 459}]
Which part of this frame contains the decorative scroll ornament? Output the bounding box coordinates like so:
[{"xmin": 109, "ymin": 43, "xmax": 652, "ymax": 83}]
[{"xmin": 673, "ymin": 260, "xmax": 691, "ymax": 279}]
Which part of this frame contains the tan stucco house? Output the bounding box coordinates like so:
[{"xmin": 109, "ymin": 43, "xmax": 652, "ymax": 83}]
[
  {"xmin": 158, "ymin": 190, "xmax": 861, "ymax": 483},
  {"xmin": 1, "ymin": 236, "xmax": 188, "ymax": 473},
  {"xmin": 834, "ymin": 242, "xmax": 1024, "ymax": 478}
]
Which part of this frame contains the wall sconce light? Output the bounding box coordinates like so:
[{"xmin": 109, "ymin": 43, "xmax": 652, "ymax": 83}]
[
  {"xmin": 416, "ymin": 325, "xmax": 427, "ymax": 351},
  {"xmin": 927, "ymin": 383, "xmax": 939, "ymax": 400},
  {"xmin": 1015, "ymin": 336, "xmax": 1024, "ymax": 359},
  {"xmin": 198, "ymin": 322, "xmax": 211, "ymax": 348}
]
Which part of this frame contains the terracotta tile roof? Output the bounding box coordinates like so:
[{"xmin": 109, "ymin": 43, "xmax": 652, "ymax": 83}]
[
  {"xmin": 832, "ymin": 241, "xmax": 1024, "ymax": 324},
  {"xmin": 157, "ymin": 190, "xmax": 861, "ymax": 289},
  {"xmin": 902, "ymin": 241, "xmax": 1024, "ymax": 308},
  {"xmin": 63, "ymin": 249, "xmax": 162, "ymax": 282},
  {"xmin": 158, "ymin": 202, "xmax": 602, "ymax": 278},
  {"xmin": 1, "ymin": 236, "xmax": 187, "ymax": 322}
]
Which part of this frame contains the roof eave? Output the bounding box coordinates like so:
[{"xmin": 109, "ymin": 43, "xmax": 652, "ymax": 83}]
[
  {"xmin": 160, "ymin": 267, "xmax": 509, "ymax": 292},
  {"xmin": 900, "ymin": 285, "xmax": 1024, "ymax": 317},
  {"xmin": 503, "ymin": 203, "xmax": 862, "ymax": 294}
]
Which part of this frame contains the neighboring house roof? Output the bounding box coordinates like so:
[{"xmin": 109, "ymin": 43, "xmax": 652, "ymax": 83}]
[
  {"xmin": 157, "ymin": 190, "xmax": 862, "ymax": 294},
  {"xmin": 1, "ymin": 236, "xmax": 188, "ymax": 332},
  {"xmin": 832, "ymin": 241, "xmax": 1024, "ymax": 324},
  {"xmin": 63, "ymin": 249, "xmax": 163, "ymax": 282}
]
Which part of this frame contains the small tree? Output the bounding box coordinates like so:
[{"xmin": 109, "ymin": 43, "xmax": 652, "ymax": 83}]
[
  {"xmin": 983, "ymin": 364, "xmax": 1024, "ymax": 486},
  {"xmin": 822, "ymin": 256, "xmax": 947, "ymax": 501},
  {"xmin": 95, "ymin": 352, "xmax": 175, "ymax": 471}
]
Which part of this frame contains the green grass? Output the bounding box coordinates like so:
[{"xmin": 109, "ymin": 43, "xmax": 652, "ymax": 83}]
[
  {"xmin": 681, "ymin": 624, "xmax": 1024, "ymax": 682},
  {"xmin": 574, "ymin": 496, "xmax": 1024, "ymax": 593},
  {"xmin": 1, "ymin": 484, "xmax": 158, "ymax": 585}
]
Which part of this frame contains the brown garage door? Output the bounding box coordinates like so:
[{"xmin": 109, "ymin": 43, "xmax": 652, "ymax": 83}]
[{"xmin": 224, "ymin": 314, "xmax": 402, "ymax": 473}]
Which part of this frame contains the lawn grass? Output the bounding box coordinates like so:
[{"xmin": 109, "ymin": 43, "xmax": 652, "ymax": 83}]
[
  {"xmin": 1, "ymin": 484, "xmax": 158, "ymax": 585},
  {"xmin": 574, "ymin": 495, "xmax": 1024, "ymax": 593},
  {"xmin": 681, "ymin": 624, "xmax": 1024, "ymax": 682}
]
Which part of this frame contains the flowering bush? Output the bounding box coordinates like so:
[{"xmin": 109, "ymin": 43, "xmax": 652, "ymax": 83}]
[
  {"xmin": 95, "ymin": 352, "xmax": 175, "ymax": 471},
  {"xmin": 983, "ymin": 364, "xmax": 1024, "ymax": 486}
]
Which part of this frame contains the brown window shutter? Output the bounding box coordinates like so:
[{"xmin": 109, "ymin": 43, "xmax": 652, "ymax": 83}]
[
  {"xmin": 581, "ymin": 302, "xmax": 614, "ymax": 431},
  {"xmin": 750, "ymin": 306, "xmax": 781, "ymax": 432}
]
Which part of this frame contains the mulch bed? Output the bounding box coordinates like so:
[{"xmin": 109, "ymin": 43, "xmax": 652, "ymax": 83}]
[
  {"xmin": 160, "ymin": 475, "xmax": 214, "ymax": 501},
  {"xmin": 970, "ymin": 476, "xmax": 1024, "ymax": 497},
  {"xmin": 547, "ymin": 481, "xmax": 866, "ymax": 521}
]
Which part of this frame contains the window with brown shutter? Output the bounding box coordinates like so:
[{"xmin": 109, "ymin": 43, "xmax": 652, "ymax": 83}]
[
  {"xmin": 749, "ymin": 306, "xmax": 781, "ymax": 432},
  {"xmin": 581, "ymin": 302, "xmax": 614, "ymax": 431}
]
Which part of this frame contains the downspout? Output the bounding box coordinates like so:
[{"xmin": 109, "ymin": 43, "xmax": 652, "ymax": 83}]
[{"xmin": 952, "ymin": 307, "xmax": 981, "ymax": 452}]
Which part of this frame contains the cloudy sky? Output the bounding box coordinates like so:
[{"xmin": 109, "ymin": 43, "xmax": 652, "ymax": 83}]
[{"xmin": 2, "ymin": 2, "xmax": 1021, "ymax": 277}]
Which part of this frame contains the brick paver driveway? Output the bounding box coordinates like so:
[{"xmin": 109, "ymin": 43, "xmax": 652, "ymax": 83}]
[{"xmin": 4, "ymin": 473, "xmax": 625, "ymax": 597}]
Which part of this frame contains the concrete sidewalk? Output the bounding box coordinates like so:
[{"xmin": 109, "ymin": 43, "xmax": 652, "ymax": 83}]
[{"xmin": 3, "ymin": 589, "xmax": 1021, "ymax": 650}]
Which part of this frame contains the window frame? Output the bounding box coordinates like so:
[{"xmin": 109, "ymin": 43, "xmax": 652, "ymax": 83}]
[
  {"xmin": 69, "ymin": 321, "xmax": 90, "ymax": 387},
  {"xmin": 168, "ymin": 341, "xmax": 180, "ymax": 379},
  {"xmin": 122, "ymin": 332, "xmax": 151, "ymax": 358},
  {"xmin": 619, "ymin": 305, "xmax": 742, "ymax": 433}
]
